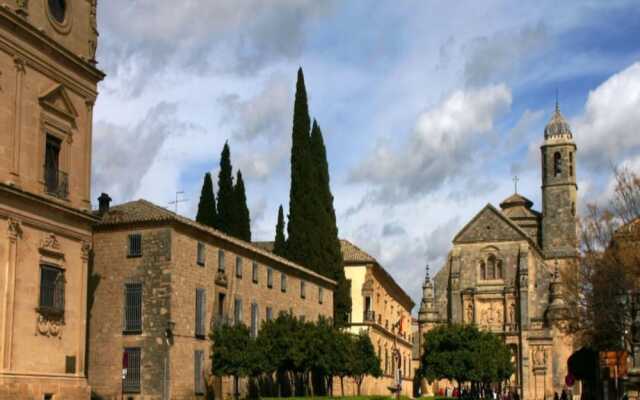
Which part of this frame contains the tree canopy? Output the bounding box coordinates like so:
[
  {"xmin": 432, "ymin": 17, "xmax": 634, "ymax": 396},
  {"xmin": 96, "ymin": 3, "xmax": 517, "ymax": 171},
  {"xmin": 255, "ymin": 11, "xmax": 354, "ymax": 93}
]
[
  {"xmin": 233, "ymin": 170, "xmax": 251, "ymax": 241},
  {"xmin": 216, "ymin": 142, "xmax": 235, "ymax": 234},
  {"xmin": 195, "ymin": 172, "xmax": 217, "ymax": 228},
  {"xmin": 273, "ymin": 205, "xmax": 287, "ymax": 257}
]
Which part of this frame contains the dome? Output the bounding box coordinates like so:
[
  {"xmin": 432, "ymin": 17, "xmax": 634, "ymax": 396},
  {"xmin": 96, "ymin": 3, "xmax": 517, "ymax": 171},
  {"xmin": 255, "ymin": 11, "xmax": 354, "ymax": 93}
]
[
  {"xmin": 544, "ymin": 104, "xmax": 573, "ymax": 139},
  {"xmin": 500, "ymin": 193, "xmax": 533, "ymax": 210}
]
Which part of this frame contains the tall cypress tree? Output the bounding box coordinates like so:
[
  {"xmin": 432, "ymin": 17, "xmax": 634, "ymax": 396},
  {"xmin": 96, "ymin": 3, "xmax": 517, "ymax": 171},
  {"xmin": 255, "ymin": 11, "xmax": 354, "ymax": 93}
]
[
  {"xmin": 195, "ymin": 172, "xmax": 217, "ymax": 228},
  {"xmin": 273, "ymin": 205, "xmax": 286, "ymax": 257},
  {"xmin": 216, "ymin": 142, "xmax": 235, "ymax": 235},
  {"xmin": 233, "ymin": 170, "xmax": 251, "ymax": 242},
  {"xmin": 286, "ymin": 67, "xmax": 314, "ymax": 268},
  {"xmin": 310, "ymin": 120, "xmax": 351, "ymax": 325}
]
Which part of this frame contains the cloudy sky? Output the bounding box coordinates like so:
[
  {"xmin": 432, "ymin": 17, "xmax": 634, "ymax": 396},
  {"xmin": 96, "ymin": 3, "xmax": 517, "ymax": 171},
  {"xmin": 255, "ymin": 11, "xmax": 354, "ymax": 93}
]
[{"xmin": 92, "ymin": 0, "xmax": 640, "ymax": 310}]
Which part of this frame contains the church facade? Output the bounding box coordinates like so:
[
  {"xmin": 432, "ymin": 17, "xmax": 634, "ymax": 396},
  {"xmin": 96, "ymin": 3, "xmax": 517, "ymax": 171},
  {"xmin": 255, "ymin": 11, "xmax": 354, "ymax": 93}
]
[{"xmin": 418, "ymin": 105, "xmax": 578, "ymax": 399}]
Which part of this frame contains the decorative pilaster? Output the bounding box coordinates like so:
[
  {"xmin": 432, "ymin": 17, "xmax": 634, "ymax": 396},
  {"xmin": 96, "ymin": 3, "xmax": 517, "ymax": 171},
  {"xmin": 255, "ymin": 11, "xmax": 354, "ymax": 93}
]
[
  {"xmin": 10, "ymin": 57, "xmax": 26, "ymax": 182},
  {"xmin": 77, "ymin": 241, "xmax": 91, "ymax": 375},
  {"xmin": 1, "ymin": 218, "xmax": 22, "ymax": 370},
  {"xmin": 83, "ymin": 100, "xmax": 95, "ymax": 208}
]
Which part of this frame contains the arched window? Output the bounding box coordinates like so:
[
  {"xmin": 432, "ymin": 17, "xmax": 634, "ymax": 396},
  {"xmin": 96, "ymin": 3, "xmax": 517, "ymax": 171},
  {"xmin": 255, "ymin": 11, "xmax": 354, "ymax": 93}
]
[
  {"xmin": 487, "ymin": 255, "xmax": 496, "ymax": 279},
  {"xmin": 554, "ymin": 152, "xmax": 562, "ymax": 177},
  {"xmin": 496, "ymin": 260, "xmax": 503, "ymax": 279},
  {"xmin": 569, "ymin": 152, "xmax": 574, "ymax": 177},
  {"xmin": 480, "ymin": 261, "xmax": 486, "ymax": 280}
]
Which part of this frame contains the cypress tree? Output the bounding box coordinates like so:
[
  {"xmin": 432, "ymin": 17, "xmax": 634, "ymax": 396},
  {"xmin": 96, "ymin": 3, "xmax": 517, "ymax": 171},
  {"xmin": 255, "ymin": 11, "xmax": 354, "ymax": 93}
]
[
  {"xmin": 273, "ymin": 205, "xmax": 287, "ymax": 257},
  {"xmin": 310, "ymin": 120, "xmax": 351, "ymax": 325},
  {"xmin": 233, "ymin": 170, "xmax": 251, "ymax": 242},
  {"xmin": 195, "ymin": 172, "xmax": 217, "ymax": 228},
  {"xmin": 216, "ymin": 142, "xmax": 235, "ymax": 235},
  {"xmin": 286, "ymin": 67, "xmax": 314, "ymax": 268}
]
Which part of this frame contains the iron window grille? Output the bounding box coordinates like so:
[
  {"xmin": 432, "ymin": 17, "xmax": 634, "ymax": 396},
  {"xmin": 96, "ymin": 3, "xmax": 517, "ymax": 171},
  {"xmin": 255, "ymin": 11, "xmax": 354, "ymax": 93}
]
[
  {"xmin": 128, "ymin": 234, "xmax": 142, "ymax": 257},
  {"xmin": 194, "ymin": 350, "xmax": 205, "ymax": 395},
  {"xmin": 234, "ymin": 298, "xmax": 243, "ymax": 325},
  {"xmin": 266, "ymin": 306, "xmax": 273, "ymax": 321},
  {"xmin": 197, "ymin": 242, "xmax": 205, "ymax": 266},
  {"xmin": 218, "ymin": 249, "xmax": 225, "ymax": 272},
  {"xmin": 43, "ymin": 134, "xmax": 68, "ymax": 200},
  {"xmin": 195, "ymin": 288, "xmax": 206, "ymax": 339},
  {"xmin": 281, "ymin": 273, "xmax": 287, "ymax": 293},
  {"xmin": 38, "ymin": 265, "xmax": 65, "ymax": 318},
  {"xmin": 123, "ymin": 347, "xmax": 141, "ymax": 393},
  {"xmin": 252, "ymin": 261, "xmax": 258, "ymax": 284},
  {"xmin": 123, "ymin": 283, "xmax": 142, "ymax": 333},
  {"xmin": 267, "ymin": 267, "xmax": 273, "ymax": 289},
  {"xmin": 235, "ymin": 256, "xmax": 242, "ymax": 278},
  {"xmin": 250, "ymin": 303, "xmax": 258, "ymax": 337}
]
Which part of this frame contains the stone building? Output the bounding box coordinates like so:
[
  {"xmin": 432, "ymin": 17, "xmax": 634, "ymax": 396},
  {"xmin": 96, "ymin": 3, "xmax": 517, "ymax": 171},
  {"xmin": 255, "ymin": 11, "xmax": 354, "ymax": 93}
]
[
  {"xmin": 0, "ymin": 1, "xmax": 103, "ymax": 398},
  {"xmin": 89, "ymin": 199, "xmax": 335, "ymax": 400},
  {"xmin": 340, "ymin": 240, "xmax": 415, "ymax": 396},
  {"xmin": 418, "ymin": 105, "xmax": 578, "ymax": 399}
]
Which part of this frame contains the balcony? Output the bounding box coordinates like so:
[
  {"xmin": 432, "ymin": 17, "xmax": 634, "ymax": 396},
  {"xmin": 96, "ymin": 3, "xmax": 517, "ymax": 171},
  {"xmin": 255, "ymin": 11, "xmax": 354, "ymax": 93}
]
[
  {"xmin": 364, "ymin": 310, "xmax": 376, "ymax": 322},
  {"xmin": 43, "ymin": 166, "xmax": 69, "ymax": 200}
]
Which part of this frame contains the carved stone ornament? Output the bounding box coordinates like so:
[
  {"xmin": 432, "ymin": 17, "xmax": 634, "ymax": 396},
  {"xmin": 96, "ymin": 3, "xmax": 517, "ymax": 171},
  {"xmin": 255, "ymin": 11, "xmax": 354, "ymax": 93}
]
[
  {"xmin": 36, "ymin": 313, "xmax": 64, "ymax": 338},
  {"xmin": 533, "ymin": 346, "xmax": 547, "ymax": 368},
  {"xmin": 40, "ymin": 233, "xmax": 61, "ymax": 251},
  {"xmin": 7, "ymin": 218, "xmax": 22, "ymax": 239},
  {"xmin": 90, "ymin": 0, "xmax": 98, "ymax": 33},
  {"xmin": 519, "ymin": 274, "xmax": 528, "ymax": 288},
  {"xmin": 16, "ymin": 0, "xmax": 28, "ymax": 16},
  {"xmin": 88, "ymin": 39, "xmax": 97, "ymax": 62},
  {"xmin": 466, "ymin": 303, "xmax": 474, "ymax": 323},
  {"xmin": 81, "ymin": 241, "xmax": 91, "ymax": 259},
  {"xmin": 215, "ymin": 270, "xmax": 228, "ymax": 287}
]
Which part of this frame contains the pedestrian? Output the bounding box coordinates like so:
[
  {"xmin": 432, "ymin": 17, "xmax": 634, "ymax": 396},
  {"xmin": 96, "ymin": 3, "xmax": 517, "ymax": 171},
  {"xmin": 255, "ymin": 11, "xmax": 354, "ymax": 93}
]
[{"xmin": 561, "ymin": 389, "xmax": 568, "ymax": 400}]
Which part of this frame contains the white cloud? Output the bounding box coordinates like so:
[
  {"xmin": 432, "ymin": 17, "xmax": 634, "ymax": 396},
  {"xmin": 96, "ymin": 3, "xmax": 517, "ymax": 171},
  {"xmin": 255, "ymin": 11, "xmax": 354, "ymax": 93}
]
[
  {"xmin": 349, "ymin": 84, "xmax": 512, "ymax": 202},
  {"xmin": 574, "ymin": 62, "xmax": 640, "ymax": 169}
]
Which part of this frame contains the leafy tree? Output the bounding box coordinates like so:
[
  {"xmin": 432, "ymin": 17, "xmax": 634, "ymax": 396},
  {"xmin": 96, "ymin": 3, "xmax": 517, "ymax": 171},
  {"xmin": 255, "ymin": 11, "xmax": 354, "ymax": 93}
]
[
  {"xmin": 421, "ymin": 324, "xmax": 513, "ymax": 388},
  {"xmin": 256, "ymin": 312, "xmax": 300, "ymax": 396},
  {"xmin": 211, "ymin": 323, "xmax": 252, "ymax": 399},
  {"xmin": 333, "ymin": 331, "xmax": 354, "ymax": 397},
  {"xmin": 309, "ymin": 120, "xmax": 351, "ymax": 325},
  {"xmin": 286, "ymin": 67, "xmax": 314, "ymax": 269},
  {"xmin": 216, "ymin": 142, "xmax": 235, "ymax": 234},
  {"xmin": 349, "ymin": 332, "xmax": 382, "ymax": 395},
  {"xmin": 273, "ymin": 205, "xmax": 287, "ymax": 257},
  {"xmin": 195, "ymin": 172, "xmax": 217, "ymax": 228},
  {"xmin": 233, "ymin": 170, "xmax": 251, "ymax": 241}
]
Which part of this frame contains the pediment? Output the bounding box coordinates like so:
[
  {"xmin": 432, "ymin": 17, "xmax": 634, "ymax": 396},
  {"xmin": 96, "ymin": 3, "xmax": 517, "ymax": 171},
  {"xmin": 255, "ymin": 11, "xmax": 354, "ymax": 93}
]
[
  {"xmin": 39, "ymin": 84, "xmax": 78, "ymax": 122},
  {"xmin": 453, "ymin": 204, "xmax": 530, "ymax": 245}
]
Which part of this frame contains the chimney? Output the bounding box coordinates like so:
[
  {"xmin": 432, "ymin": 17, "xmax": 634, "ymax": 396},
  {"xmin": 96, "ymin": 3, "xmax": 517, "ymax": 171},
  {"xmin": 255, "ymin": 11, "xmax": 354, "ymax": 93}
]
[{"xmin": 98, "ymin": 193, "xmax": 112, "ymax": 215}]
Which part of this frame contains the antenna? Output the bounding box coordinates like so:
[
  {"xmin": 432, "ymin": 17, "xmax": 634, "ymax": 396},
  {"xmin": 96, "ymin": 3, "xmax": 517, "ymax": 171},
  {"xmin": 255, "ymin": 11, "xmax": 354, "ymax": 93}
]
[{"xmin": 168, "ymin": 191, "xmax": 188, "ymax": 214}]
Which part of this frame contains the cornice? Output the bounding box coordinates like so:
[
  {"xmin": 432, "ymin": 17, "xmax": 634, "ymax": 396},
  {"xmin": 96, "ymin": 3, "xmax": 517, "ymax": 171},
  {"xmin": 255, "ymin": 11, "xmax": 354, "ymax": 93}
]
[{"xmin": 0, "ymin": 6, "xmax": 104, "ymax": 92}]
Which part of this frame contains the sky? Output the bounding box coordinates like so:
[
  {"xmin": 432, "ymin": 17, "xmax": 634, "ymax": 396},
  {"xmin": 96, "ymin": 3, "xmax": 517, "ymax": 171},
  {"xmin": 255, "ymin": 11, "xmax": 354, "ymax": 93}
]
[{"xmin": 92, "ymin": 0, "xmax": 640, "ymax": 310}]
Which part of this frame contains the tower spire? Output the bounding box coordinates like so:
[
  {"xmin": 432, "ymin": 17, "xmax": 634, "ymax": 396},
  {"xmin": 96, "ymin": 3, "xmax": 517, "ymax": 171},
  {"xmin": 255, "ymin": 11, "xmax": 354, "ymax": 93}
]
[{"xmin": 555, "ymin": 89, "xmax": 559, "ymax": 113}]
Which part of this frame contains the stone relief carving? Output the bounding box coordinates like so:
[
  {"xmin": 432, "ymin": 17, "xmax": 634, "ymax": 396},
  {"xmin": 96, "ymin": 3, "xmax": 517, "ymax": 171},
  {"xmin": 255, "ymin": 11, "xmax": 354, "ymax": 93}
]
[
  {"xmin": 480, "ymin": 302, "xmax": 503, "ymax": 326},
  {"xmin": 533, "ymin": 346, "xmax": 547, "ymax": 368},
  {"xmin": 88, "ymin": 39, "xmax": 97, "ymax": 62},
  {"xmin": 466, "ymin": 303, "xmax": 473, "ymax": 323},
  {"xmin": 40, "ymin": 233, "xmax": 61, "ymax": 251},
  {"xmin": 16, "ymin": 0, "xmax": 28, "ymax": 15},
  {"xmin": 90, "ymin": 0, "xmax": 98, "ymax": 33},
  {"xmin": 509, "ymin": 303, "xmax": 516, "ymax": 324},
  {"xmin": 36, "ymin": 314, "xmax": 63, "ymax": 338},
  {"xmin": 7, "ymin": 218, "xmax": 22, "ymax": 239},
  {"xmin": 81, "ymin": 241, "xmax": 91, "ymax": 259}
]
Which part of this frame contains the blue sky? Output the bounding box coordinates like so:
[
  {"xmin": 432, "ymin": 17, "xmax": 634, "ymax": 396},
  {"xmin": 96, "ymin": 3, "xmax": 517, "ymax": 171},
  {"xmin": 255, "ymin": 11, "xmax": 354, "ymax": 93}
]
[{"xmin": 92, "ymin": 0, "xmax": 640, "ymax": 309}]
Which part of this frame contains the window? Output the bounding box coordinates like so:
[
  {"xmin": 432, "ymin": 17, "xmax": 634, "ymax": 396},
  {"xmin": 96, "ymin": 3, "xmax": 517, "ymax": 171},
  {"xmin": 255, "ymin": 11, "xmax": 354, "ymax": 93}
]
[
  {"xmin": 197, "ymin": 242, "xmax": 205, "ymax": 266},
  {"xmin": 554, "ymin": 152, "xmax": 562, "ymax": 177},
  {"xmin": 281, "ymin": 273, "xmax": 287, "ymax": 293},
  {"xmin": 217, "ymin": 293, "xmax": 226, "ymax": 318},
  {"xmin": 252, "ymin": 261, "xmax": 259, "ymax": 284},
  {"xmin": 128, "ymin": 234, "xmax": 142, "ymax": 257},
  {"xmin": 218, "ymin": 250, "xmax": 225, "ymax": 272},
  {"xmin": 487, "ymin": 255, "xmax": 496, "ymax": 279},
  {"xmin": 267, "ymin": 267, "xmax": 273, "ymax": 289},
  {"xmin": 235, "ymin": 256, "xmax": 243, "ymax": 278},
  {"xmin": 480, "ymin": 261, "xmax": 486, "ymax": 280},
  {"xmin": 123, "ymin": 347, "xmax": 141, "ymax": 393},
  {"xmin": 194, "ymin": 350, "xmax": 205, "ymax": 395},
  {"xmin": 39, "ymin": 265, "xmax": 64, "ymax": 315},
  {"xmin": 44, "ymin": 134, "xmax": 67, "ymax": 199},
  {"xmin": 250, "ymin": 303, "xmax": 258, "ymax": 337},
  {"xmin": 319, "ymin": 287, "xmax": 324, "ymax": 304},
  {"xmin": 48, "ymin": 0, "xmax": 67, "ymax": 23},
  {"xmin": 496, "ymin": 260, "xmax": 503, "ymax": 279},
  {"xmin": 65, "ymin": 355, "xmax": 76, "ymax": 374},
  {"xmin": 124, "ymin": 283, "xmax": 142, "ymax": 333},
  {"xmin": 570, "ymin": 152, "xmax": 574, "ymax": 177},
  {"xmin": 266, "ymin": 306, "xmax": 273, "ymax": 321},
  {"xmin": 195, "ymin": 288, "xmax": 206, "ymax": 339},
  {"xmin": 300, "ymin": 281, "xmax": 306, "ymax": 299},
  {"xmin": 234, "ymin": 298, "xmax": 243, "ymax": 325}
]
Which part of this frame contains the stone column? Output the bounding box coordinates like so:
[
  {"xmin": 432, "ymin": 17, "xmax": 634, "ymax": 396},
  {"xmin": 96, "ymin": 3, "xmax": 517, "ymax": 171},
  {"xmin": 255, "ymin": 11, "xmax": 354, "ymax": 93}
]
[
  {"xmin": 10, "ymin": 57, "xmax": 26, "ymax": 183},
  {"xmin": 77, "ymin": 240, "xmax": 91, "ymax": 375},
  {"xmin": 1, "ymin": 219, "xmax": 21, "ymax": 370},
  {"xmin": 83, "ymin": 100, "xmax": 95, "ymax": 209}
]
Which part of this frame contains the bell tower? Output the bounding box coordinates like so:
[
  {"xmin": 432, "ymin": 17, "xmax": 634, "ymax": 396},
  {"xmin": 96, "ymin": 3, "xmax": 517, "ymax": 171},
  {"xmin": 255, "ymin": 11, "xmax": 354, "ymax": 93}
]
[{"xmin": 540, "ymin": 102, "xmax": 578, "ymax": 259}]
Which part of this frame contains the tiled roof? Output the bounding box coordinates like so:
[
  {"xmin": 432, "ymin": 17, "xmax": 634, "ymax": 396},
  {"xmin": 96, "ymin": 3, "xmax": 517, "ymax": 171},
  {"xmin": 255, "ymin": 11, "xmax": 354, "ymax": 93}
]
[
  {"xmin": 97, "ymin": 200, "xmax": 336, "ymax": 287},
  {"xmin": 340, "ymin": 239, "xmax": 376, "ymax": 263}
]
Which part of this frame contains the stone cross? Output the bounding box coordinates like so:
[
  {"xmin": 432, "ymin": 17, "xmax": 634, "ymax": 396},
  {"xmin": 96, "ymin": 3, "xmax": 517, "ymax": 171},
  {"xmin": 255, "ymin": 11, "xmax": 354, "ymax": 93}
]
[{"xmin": 513, "ymin": 176, "xmax": 519, "ymax": 194}]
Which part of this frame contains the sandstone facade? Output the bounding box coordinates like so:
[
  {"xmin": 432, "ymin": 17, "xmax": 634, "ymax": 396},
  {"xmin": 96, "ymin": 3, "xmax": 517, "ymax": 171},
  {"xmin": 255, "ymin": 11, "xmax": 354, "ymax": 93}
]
[
  {"xmin": 0, "ymin": 1, "xmax": 103, "ymax": 398},
  {"xmin": 418, "ymin": 106, "xmax": 579, "ymax": 400},
  {"xmin": 89, "ymin": 199, "xmax": 335, "ymax": 400}
]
